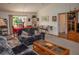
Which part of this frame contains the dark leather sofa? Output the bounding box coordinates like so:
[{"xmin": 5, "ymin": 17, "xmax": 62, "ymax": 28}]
[
  {"xmin": 19, "ymin": 32, "xmax": 45, "ymax": 46},
  {"xmin": 18, "ymin": 28, "xmax": 45, "ymax": 46},
  {"xmin": 12, "ymin": 44, "xmax": 37, "ymax": 55}
]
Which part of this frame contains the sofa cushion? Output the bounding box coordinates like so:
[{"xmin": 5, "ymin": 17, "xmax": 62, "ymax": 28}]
[
  {"xmin": 0, "ymin": 46, "xmax": 5, "ymax": 53},
  {"xmin": 12, "ymin": 44, "xmax": 28, "ymax": 54}
]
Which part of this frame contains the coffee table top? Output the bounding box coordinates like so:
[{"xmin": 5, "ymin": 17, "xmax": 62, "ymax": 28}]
[{"xmin": 33, "ymin": 40, "xmax": 69, "ymax": 55}]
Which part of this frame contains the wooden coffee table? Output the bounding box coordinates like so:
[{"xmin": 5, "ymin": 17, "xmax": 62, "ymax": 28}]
[{"xmin": 33, "ymin": 40, "xmax": 69, "ymax": 55}]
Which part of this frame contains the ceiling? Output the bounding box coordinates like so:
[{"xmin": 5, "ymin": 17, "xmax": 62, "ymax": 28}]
[{"xmin": 0, "ymin": 3, "xmax": 50, "ymax": 12}]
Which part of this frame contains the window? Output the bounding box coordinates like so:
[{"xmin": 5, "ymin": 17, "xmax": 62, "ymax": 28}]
[{"xmin": 12, "ymin": 16, "xmax": 28, "ymax": 28}]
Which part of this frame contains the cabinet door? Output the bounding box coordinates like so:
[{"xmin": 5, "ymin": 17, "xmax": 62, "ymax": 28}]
[
  {"xmin": 68, "ymin": 21, "xmax": 75, "ymax": 32},
  {"xmin": 76, "ymin": 33, "xmax": 79, "ymax": 42},
  {"xmin": 68, "ymin": 32, "xmax": 76, "ymax": 41}
]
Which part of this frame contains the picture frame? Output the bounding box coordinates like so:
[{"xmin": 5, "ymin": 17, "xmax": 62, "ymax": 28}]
[
  {"xmin": 42, "ymin": 16, "xmax": 49, "ymax": 21},
  {"xmin": 52, "ymin": 16, "xmax": 57, "ymax": 21}
]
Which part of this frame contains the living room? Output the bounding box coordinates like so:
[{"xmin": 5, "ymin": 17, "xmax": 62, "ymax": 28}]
[{"xmin": 0, "ymin": 3, "xmax": 79, "ymax": 55}]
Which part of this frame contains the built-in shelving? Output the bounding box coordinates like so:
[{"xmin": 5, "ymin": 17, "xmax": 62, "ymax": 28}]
[
  {"xmin": 0, "ymin": 18, "xmax": 8, "ymax": 36},
  {"xmin": 67, "ymin": 10, "xmax": 79, "ymax": 42}
]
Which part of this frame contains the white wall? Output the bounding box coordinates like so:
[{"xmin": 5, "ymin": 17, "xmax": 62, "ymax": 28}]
[
  {"xmin": 0, "ymin": 11, "xmax": 37, "ymax": 34},
  {"xmin": 37, "ymin": 3, "xmax": 79, "ymax": 35}
]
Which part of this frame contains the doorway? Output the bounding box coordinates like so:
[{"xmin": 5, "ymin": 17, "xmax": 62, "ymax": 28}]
[{"xmin": 58, "ymin": 13, "xmax": 67, "ymax": 38}]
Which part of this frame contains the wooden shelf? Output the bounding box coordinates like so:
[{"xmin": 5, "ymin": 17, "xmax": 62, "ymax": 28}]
[{"xmin": 67, "ymin": 10, "xmax": 79, "ymax": 42}]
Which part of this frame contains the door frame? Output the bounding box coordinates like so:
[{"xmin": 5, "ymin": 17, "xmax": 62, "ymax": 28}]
[{"xmin": 58, "ymin": 12, "xmax": 68, "ymax": 35}]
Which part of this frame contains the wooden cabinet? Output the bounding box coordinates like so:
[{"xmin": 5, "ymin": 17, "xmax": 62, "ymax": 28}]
[
  {"xmin": 68, "ymin": 32, "xmax": 77, "ymax": 42},
  {"xmin": 68, "ymin": 32, "xmax": 79, "ymax": 42},
  {"xmin": 0, "ymin": 18, "xmax": 8, "ymax": 35},
  {"xmin": 67, "ymin": 10, "xmax": 79, "ymax": 43},
  {"xmin": 76, "ymin": 33, "xmax": 79, "ymax": 42}
]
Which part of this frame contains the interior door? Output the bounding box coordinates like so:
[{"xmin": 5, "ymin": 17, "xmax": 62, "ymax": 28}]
[{"xmin": 58, "ymin": 13, "xmax": 67, "ymax": 34}]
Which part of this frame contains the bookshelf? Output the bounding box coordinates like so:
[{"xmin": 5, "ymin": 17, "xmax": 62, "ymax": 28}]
[
  {"xmin": 0, "ymin": 18, "xmax": 8, "ymax": 36},
  {"xmin": 67, "ymin": 10, "xmax": 79, "ymax": 42}
]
